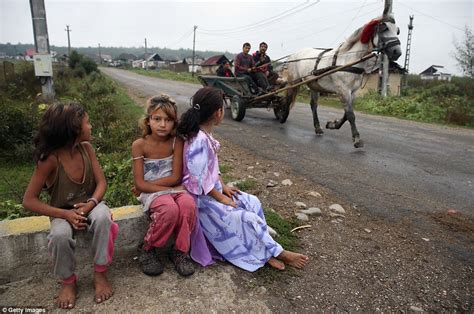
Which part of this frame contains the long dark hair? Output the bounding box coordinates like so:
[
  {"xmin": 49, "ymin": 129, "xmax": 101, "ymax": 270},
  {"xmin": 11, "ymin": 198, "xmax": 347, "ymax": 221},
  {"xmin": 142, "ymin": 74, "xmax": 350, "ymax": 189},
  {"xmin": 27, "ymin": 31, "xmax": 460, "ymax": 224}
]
[
  {"xmin": 177, "ymin": 87, "xmax": 223, "ymax": 139},
  {"xmin": 33, "ymin": 102, "xmax": 86, "ymax": 163}
]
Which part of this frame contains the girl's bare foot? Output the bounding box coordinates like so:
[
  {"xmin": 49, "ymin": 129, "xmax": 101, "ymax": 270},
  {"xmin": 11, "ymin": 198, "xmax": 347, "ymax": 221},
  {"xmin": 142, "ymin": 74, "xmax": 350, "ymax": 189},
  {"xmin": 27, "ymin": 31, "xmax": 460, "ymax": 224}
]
[
  {"xmin": 56, "ymin": 283, "xmax": 77, "ymax": 309},
  {"xmin": 94, "ymin": 271, "xmax": 113, "ymax": 303},
  {"xmin": 277, "ymin": 250, "xmax": 309, "ymax": 269},
  {"xmin": 267, "ymin": 257, "xmax": 285, "ymax": 270}
]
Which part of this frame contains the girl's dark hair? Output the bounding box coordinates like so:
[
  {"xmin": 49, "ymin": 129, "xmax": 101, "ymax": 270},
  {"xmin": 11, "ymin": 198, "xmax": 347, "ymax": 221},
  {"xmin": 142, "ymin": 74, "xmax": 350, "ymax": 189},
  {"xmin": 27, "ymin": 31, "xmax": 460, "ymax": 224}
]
[
  {"xmin": 33, "ymin": 102, "xmax": 86, "ymax": 163},
  {"xmin": 139, "ymin": 94, "xmax": 178, "ymax": 138},
  {"xmin": 177, "ymin": 87, "xmax": 223, "ymax": 139}
]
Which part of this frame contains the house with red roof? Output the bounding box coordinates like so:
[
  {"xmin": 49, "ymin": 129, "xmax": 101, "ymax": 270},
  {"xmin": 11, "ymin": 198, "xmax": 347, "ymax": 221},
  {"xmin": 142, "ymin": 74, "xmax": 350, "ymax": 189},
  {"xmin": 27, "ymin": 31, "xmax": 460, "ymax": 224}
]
[{"xmin": 201, "ymin": 55, "xmax": 231, "ymax": 74}]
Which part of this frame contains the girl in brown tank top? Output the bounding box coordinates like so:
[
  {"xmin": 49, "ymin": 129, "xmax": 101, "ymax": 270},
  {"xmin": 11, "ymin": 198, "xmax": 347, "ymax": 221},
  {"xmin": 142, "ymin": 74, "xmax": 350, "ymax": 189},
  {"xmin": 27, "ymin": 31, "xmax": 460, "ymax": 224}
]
[{"xmin": 23, "ymin": 102, "xmax": 118, "ymax": 309}]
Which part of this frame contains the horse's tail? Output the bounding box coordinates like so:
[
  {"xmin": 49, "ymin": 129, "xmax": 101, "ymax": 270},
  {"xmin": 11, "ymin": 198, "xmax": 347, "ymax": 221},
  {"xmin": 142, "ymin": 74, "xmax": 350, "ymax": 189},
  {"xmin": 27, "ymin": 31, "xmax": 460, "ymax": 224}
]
[{"xmin": 286, "ymin": 86, "xmax": 299, "ymax": 111}]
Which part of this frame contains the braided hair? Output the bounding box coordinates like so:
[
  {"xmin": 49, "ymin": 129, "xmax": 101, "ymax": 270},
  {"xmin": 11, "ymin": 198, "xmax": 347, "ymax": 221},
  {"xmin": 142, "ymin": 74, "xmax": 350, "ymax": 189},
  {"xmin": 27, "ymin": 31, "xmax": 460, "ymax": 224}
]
[{"xmin": 177, "ymin": 87, "xmax": 224, "ymax": 140}]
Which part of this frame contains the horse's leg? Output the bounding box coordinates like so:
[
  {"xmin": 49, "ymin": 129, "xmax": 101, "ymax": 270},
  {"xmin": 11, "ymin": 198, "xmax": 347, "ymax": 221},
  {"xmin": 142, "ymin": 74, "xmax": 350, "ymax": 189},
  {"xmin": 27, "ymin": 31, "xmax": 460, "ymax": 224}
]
[
  {"xmin": 325, "ymin": 91, "xmax": 363, "ymax": 147},
  {"xmin": 347, "ymin": 92, "xmax": 363, "ymax": 148},
  {"xmin": 310, "ymin": 91, "xmax": 324, "ymax": 135},
  {"xmin": 325, "ymin": 92, "xmax": 348, "ymax": 129},
  {"xmin": 341, "ymin": 92, "xmax": 363, "ymax": 148}
]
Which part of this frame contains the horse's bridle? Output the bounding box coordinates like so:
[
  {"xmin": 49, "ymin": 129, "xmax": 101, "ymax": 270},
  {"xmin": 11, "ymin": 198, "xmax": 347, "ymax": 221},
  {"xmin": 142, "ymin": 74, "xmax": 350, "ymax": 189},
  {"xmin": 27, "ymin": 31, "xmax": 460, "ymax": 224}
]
[{"xmin": 372, "ymin": 21, "xmax": 401, "ymax": 54}]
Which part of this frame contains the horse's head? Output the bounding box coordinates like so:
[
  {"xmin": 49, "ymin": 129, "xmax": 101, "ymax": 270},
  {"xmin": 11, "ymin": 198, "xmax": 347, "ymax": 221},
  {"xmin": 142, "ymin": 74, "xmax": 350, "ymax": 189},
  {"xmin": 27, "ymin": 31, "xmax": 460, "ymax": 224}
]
[
  {"xmin": 360, "ymin": 1, "xmax": 402, "ymax": 61},
  {"xmin": 374, "ymin": 15, "xmax": 402, "ymax": 61}
]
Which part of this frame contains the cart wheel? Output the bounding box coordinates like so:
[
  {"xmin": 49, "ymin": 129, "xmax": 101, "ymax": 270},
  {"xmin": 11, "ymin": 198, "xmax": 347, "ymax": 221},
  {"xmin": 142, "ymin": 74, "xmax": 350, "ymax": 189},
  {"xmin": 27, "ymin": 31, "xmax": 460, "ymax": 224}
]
[
  {"xmin": 273, "ymin": 101, "xmax": 290, "ymax": 123},
  {"xmin": 230, "ymin": 95, "xmax": 246, "ymax": 121}
]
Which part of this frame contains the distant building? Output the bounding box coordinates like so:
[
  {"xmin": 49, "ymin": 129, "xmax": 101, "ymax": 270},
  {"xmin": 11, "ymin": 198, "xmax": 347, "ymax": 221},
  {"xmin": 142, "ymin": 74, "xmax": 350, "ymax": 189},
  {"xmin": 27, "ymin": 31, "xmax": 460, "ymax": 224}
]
[
  {"xmin": 24, "ymin": 48, "xmax": 35, "ymax": 61},
  {"xmin": 132, "ymin": 53, "xmax": 165, "ymax": 69},
  {"xmin": 419, "ymin": 65, "xmax": 451, "ymax": 81},
  {"xmin": 201, "ymin": 55, "xmax": 231, "ymax": 74},
  {"xmin": 185, "ymin": 57, "xmax": 204, "ymax": 73},
  {"xmin": 356, "ymin": 61, "xmax": 407, "ymax": 97},
  {"xmin": 168, "ymin": 58, "xmax": 189, "ymax": 72}
]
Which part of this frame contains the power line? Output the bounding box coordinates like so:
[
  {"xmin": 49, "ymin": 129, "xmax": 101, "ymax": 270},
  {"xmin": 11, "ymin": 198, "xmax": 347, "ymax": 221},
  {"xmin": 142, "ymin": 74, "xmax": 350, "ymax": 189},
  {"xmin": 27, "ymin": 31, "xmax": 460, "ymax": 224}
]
[
  {"xmin": 398, "ymin": 1, "xmax": 465, "ymax": 32},
  {"xmin": 164, "ymin": 28, "xmax": 195, "ymax": 48},
  {"xmin": 199, "ymin": 0, "xmax": 320, "ymax": 35},
  {"xmin": 285, "ymin": 6, "xmax": 381, "ymax": 44},
  {"xmin": 331, "ymin": 0, "xmax": 369, "ymax": 46}
]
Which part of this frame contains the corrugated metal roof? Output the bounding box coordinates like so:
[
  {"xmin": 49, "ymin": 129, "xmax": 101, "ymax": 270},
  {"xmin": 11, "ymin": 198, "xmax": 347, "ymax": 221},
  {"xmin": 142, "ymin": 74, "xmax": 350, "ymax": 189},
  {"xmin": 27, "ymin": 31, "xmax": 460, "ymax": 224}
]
[{"xmin": 201, "ymin": 55, "xmax": 229, "ymax": 66}]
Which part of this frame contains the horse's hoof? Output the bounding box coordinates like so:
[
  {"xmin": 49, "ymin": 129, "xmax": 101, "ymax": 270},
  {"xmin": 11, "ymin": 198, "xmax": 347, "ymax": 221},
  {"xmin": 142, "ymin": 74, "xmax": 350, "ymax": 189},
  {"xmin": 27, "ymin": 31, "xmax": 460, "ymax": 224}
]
[
  {"xmin": 326, "ymin": 121, "xmax": 336, "ymax": 129},
  {"xmin": 353, "ymin": 138, "xmax": 364, "ymax": 148},
  {"xmin": 315, "ymin": 127, "xmax": 324, "ymax": 135}
]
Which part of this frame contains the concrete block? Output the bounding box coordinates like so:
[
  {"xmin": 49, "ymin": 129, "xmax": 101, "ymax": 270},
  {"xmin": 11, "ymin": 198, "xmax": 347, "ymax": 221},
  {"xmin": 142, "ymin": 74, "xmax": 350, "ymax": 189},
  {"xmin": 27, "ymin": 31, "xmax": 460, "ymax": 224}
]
[{"xmin": 0, "ymin": 205, "xmax": 147, "ymax": 283}]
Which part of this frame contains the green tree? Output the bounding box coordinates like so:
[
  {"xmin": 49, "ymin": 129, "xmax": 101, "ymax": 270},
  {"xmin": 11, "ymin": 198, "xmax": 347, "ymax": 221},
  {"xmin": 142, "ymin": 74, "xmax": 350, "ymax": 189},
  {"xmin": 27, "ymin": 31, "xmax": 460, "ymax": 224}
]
[
  {"xmin": 452, "ymin": 26, "xmax": 474, "ymax": 77},
  {"xmin": 68, "ymin": 50, "xmax": 82, "ymax": 69}
]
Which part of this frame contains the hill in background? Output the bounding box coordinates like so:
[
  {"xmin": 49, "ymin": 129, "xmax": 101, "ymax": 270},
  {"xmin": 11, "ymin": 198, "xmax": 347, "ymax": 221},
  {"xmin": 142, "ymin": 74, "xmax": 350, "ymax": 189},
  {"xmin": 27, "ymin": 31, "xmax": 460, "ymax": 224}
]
[{"xmin": 0, "ymin": 42, "xmax": 235, "ymax": 61}]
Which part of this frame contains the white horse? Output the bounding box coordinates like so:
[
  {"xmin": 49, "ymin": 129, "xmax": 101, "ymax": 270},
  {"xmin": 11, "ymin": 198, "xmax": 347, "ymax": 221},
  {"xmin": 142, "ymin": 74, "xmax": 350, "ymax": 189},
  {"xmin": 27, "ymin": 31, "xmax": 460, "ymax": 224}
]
[{"xmin": 286, "ymin": 1, "xmax": 402, "ymax": 147}]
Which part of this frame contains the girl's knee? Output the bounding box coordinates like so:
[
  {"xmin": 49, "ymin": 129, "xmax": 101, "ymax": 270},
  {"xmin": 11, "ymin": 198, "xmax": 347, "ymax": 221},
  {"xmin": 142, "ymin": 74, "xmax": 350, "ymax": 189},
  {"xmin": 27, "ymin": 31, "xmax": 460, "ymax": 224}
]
[
  {"xmin": 49, "ymin": 230, "xmax": 74, "ymax": 249},
  {"xmin": 89, "ymin": 203, "xmax": 112, "ymax": 226},
  {"xmin": 159, "ymin": 204, "xmax": 180, "ymax": 224},
  {"xmin": 176, "ymin": 193, "xmax": 197, "ymax": 211}
]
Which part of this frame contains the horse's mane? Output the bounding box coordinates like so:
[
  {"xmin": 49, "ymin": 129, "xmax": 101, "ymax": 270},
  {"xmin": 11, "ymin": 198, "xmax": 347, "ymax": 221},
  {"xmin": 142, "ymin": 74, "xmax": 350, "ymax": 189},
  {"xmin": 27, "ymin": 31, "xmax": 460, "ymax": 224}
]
[
  {"xmin": 339, "ymin": 26, "xmax": 365, "ymax": 53},
  {"xmin": 338, "ymin": 15, "xmax": 394, "ymax": 53}
]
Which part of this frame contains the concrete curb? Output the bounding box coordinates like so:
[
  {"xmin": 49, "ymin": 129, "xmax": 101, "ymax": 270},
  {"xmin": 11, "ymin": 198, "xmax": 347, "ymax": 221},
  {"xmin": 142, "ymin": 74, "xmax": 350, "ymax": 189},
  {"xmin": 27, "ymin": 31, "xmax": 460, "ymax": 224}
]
[{"xmin": 0, "ymin": 205, "xmax": 147, "ymax": 283}]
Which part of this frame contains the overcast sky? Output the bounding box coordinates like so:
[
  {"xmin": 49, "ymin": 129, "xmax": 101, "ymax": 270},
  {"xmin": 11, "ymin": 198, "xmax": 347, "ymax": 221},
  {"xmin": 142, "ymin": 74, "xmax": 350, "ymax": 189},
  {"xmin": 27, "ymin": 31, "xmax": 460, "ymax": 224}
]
[{"xmin": 1, "ymin": 0, "xmax": 472, "ymax": 75}]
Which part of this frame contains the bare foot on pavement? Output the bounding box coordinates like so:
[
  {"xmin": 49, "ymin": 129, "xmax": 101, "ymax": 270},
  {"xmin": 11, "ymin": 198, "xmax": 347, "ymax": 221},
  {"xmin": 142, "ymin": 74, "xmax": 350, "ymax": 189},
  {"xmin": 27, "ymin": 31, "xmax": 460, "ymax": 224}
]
[
  {"xmin": 268, "ymin": 257, "xmax": 286, "ymax": 270},
  {"xmin": 277, "ymin": 250, "xmax": 309, "ymax": 269},
  {"xmin": 94, "ymin": 271, "xmax": 113, "ymax": 304},
  {"xmin": 56, "ymin": 282, "xmax": 77, "ymax": 309}
]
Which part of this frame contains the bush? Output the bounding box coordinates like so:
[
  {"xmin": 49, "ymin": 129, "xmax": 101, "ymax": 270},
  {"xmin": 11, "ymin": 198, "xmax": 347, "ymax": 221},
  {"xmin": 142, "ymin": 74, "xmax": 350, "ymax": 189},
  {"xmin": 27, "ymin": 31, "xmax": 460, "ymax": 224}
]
[
  {"xmin": 68, "ymin": 50, "xmax": 98, "ymax": 75},
  {"xmin": 99, "ymin": 152, "xmax": 139, "ymax": 207},
  {"xmin": 356, "ymin": 76, "xmax": 474, "ymax": 127},
  {"xmin": 1, "ymin": 64, "xmax": 142, "ymax": 219}
]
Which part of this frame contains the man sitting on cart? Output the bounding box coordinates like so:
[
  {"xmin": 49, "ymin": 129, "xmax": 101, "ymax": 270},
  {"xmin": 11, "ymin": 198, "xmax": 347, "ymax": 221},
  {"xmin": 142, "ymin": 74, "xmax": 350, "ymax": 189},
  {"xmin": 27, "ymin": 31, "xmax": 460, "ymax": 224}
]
[
  {"xmin": 216, "ymin": 61, "xmax": 234, "ymax": 77},
  {"xmin": 234, "ymin": 42, "xmax": 262, "ymax": 95},
  {"xmin": 253, "ymin": 42, "xmax": 279, "ymax": 90}
]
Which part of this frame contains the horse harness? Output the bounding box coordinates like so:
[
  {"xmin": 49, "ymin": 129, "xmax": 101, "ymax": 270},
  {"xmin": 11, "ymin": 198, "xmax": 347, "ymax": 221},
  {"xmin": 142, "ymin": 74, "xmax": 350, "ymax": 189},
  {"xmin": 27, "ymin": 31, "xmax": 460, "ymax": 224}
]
[
  {"xmin": 310, "ymin": 16, "xmax": 401, "ymax": 77},
  {"xmin": 312, "ymin": 45, "xmax": 365, "ymax": 76}
]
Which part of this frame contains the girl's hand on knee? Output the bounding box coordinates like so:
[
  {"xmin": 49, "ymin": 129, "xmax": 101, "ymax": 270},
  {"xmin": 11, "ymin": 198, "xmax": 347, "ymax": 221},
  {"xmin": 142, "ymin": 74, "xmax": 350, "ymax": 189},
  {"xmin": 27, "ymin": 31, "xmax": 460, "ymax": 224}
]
[
  {"xmin": 223, "ymin": 185, "xmax": 240, "ymax": 198},
  {"xmin": 64, "ymin": 210, "xmax": 88, "ymax": 230},
  {"xmin": 221, "ymin": 196, "xmax": 237, "ymax": 208}
]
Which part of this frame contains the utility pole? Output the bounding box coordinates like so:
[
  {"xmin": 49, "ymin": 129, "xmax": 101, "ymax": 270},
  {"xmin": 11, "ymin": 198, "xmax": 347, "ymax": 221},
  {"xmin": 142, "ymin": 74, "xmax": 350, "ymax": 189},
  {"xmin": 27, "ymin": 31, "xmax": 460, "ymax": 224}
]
[
  {"xmin": 402, "ymin": 15, "xmax": 414, "ymax": 88},
  {"xmin": 380, "ymin": 0, "xmax": 392, "ymax": 97},
  {"xmin": 65, "ymin": 25, "xmax": 71, "ymax": 56},
  {"xmin": 192, "ymin": 25, "xmax": 197, "ymax": 77},
  {"xmin": 144, "ymin": 38, "xmax": 148, "ymax": 71},
  {"xmin": 29, "ymin": 0, "xmax": 54, "ymax": 100},
  {"xmin": 98, "ymin": 43, "xmax": 102, "ymax": 64}
]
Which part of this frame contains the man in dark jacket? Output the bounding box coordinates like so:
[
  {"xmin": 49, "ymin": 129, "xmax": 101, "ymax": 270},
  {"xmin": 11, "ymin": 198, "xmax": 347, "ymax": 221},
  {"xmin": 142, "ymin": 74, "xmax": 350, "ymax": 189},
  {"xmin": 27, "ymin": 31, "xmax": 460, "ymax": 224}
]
[
  {"xmin": 216, "ymin": 61, "xmax": 234, "ymax": 77},
  {"xmin": 253, "ymin": 42, "xmax": 278, "ymax": 89},
  {"xmin": 234, "ymin": 42, "xmax": 260, "ymax": 94}
]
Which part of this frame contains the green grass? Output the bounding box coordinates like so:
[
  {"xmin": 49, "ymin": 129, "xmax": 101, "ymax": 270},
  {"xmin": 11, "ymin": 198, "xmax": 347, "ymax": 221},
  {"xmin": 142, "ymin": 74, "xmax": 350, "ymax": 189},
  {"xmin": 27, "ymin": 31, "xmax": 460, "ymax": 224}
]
[
  {"xmin": 235, "ymin": 178, "xmax": 257, "ymax": 191},
  {"xmin": 264, "ymin": 208, "xmax": 298, "ymax": 252},
  {"xmin": 129, "ymin": 68, "xmax": 200, "ymax": 84},
  {"xmin": 219, "ymin": 163, "xmax": 233, "ymax": 174},
  {"xmin": 255, "ymin": 208, "xmax": 300, "ymax": 281},
  {"xmin": 0, "ymin": 62, "xmax": 143, "ymax": 219},
  {"xmin": 0, "ymin": 159, "xmax": 33, "ymax": 203}
]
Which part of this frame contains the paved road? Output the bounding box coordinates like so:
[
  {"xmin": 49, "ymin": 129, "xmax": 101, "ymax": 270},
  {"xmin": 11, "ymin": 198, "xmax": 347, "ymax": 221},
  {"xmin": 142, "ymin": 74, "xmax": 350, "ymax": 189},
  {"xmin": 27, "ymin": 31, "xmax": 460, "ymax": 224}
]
[{"xmin": 102, "ymin": 67, "xmax": 474, "ymax": 218}]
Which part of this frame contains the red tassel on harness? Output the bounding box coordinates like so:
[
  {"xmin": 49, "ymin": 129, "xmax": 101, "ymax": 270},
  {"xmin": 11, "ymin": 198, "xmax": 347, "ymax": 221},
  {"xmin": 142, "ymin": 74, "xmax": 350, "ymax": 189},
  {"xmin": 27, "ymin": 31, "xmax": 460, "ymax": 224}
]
[{"xmin": 360, "ymin": 19, "xmax": 380, "ymax": 44}]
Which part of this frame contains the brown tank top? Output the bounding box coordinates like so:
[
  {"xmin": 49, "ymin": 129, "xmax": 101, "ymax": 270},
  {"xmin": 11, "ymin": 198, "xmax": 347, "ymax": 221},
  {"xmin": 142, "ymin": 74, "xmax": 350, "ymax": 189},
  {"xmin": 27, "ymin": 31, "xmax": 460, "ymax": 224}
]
[{"xmin": 46, "ymin": 143, "xmax": 96, "ymax": 209}]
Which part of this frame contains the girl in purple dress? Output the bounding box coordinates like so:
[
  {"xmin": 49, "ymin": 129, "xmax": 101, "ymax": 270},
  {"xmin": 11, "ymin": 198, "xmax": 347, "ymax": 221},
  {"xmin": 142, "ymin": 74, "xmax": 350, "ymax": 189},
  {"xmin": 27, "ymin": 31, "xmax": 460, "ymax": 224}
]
[{"xmin": 177, "ymin": 87, "xmax": 309, "ymax": 272}]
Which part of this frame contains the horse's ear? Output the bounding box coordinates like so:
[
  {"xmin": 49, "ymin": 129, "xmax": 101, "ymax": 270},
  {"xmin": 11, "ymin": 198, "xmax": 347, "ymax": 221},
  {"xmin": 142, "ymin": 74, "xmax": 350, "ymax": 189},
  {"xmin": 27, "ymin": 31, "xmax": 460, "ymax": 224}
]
[
  {"xmin": 360, "ymin": 19, "xmax": 380, "ymax": 44},
  {"xmin": 383, "ymin": 0, "xmax": 392, "ymax": 17}
]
